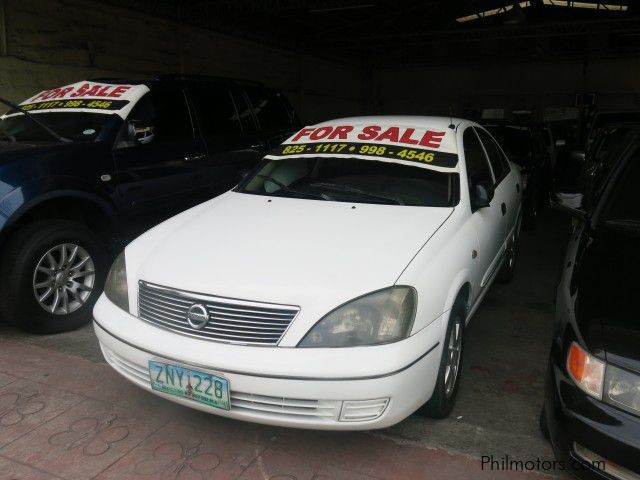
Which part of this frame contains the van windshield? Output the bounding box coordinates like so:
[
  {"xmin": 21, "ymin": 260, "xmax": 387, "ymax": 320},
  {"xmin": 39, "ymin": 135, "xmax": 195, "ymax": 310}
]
[
  {"xmin": 0, "ymin": 112, "xmax": 116, "ymax": 142},
  {"xmin": 240, "ymin": 157, "xmax": 459, "ymax": 207}
]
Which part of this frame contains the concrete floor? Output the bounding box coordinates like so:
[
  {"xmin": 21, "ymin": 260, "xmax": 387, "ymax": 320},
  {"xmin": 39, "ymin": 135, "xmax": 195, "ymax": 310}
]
[{"xmin": 0, "ymin": 210, "xmax": 571, "ymax": 479}]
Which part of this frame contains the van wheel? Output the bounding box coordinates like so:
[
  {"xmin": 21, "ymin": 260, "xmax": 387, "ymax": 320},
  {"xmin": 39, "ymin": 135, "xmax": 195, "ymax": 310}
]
[
  {"xmin": 417, "ymin": 303, "xmax": 465, "ymax": 418},
  {"xmin": 0, "ymin": 220, "xmax": 109, "ymax": 333}
]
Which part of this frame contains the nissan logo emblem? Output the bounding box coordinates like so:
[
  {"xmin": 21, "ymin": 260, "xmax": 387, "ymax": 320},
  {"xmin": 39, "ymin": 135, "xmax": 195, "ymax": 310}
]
[{"xmin": 186, "ymin": 303, "xmax": 209, "ymax": 330}]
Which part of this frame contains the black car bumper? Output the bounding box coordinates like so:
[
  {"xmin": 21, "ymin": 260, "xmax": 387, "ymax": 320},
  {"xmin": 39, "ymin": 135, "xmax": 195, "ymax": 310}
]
[{"xmin": 545, "ymin": 361, "xmax": 640, "ymax": 479}]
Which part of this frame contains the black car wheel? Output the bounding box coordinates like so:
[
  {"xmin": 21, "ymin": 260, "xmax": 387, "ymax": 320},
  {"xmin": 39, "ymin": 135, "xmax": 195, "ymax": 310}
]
[
  {"xmin": 523, "ymin": 190, "xmax": 538, "ymax": 231},
  {"xmin": 417, "ymin": 301, "xmax": 465, "ymax": 419},
  {"xmin": 539, "ymin": 406, "xmax": 550, "ymax": 440},
  {"xmin": 0, "ymin": 220, "xmax": 109, "ymax": 333},
  {"xmin": 497, "ymin": 216, "xmax": 521, "ymax": 284}
]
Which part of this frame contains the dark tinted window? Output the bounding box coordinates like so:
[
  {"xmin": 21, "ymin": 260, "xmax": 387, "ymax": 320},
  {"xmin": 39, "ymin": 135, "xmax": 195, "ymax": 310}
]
[
  {"xmin": 476, "ymin": 128, "xmax": 510, "ymax": 184},
  {"xmin": 486, "ymin": 125, "xmax": 531, "ymax": 161},
  {"xmin": 245, "ymin": 87, "xmax": 293, "ymax": 131},
  {"xmin": 464, "ymin": 128, "xmax": 493, "ymax": 201},
  {"xmin": 130, "ymin": 89, "xmax": 193, "ymax": 141},
  {"xmin": 190, "ymin": 84, "xmax": 241, "ymax": 136},
  {"xmin": 604, "ymin": 150, "xmax": 640, "ymax": 222}
]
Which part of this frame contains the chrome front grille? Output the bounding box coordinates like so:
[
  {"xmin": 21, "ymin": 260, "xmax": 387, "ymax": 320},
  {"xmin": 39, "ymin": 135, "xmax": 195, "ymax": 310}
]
[{"xmin": 137, "ymin": 281, "xmax": 299, "ymax": 345}]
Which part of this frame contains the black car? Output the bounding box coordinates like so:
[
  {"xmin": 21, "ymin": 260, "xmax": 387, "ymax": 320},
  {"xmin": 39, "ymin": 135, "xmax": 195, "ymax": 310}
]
[
  {"xmin": 0, "ymin": 76, "xmax": 300, "ymax": 333},
  {"xmin": 541, "ymin": 128, "xmax": 640, "ymax": 479},
  {"xmin": 484, "ymin": 122, "xmax": 552, "ymax": 229}
]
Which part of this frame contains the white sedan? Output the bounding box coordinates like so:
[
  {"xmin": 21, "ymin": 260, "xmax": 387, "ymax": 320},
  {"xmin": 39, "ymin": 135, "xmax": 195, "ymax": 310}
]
[{"xmin": 94, "ymin": 116, "xmax": 521, "ymax": 430}]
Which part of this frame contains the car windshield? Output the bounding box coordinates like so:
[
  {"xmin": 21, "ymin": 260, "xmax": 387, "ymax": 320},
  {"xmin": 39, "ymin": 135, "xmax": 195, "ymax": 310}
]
[
  {"xmin": 0, "ymin": 112, "xmax": 115, "ymax": 142},
  {"xmin": 485, "ymin": 126, "xmax": 531, "ymax": 161},
  {"xmin": 240, "ymin": 157, "xmax": 459, "ymax": 207}
]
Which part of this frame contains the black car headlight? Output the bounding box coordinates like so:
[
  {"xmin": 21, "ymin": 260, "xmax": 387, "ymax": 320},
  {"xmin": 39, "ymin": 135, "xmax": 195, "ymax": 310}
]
[
  {"xmin": 298, "ymin": 287, "xmax": 416, "ymax": 348},
  {"xmin": 104, "ymin": 252, "xmax": 129, "ymax": 312},
  {"xmin": 605, "ymin": 364, "xmax": 640, "ymax": 416}
]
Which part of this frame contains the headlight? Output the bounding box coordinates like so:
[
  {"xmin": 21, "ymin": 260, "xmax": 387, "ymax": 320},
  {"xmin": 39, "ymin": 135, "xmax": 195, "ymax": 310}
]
[
  {"xmin": 605, "ymin": 364, "xmax": 640, "ymax": 416},
  {"xmin": 567, "ymin": 342, "xmax": 605, "ymax": 400},
  {"xmin": 104, "ymin": 252, "xmax": 129, "ymax": 312},
  {"xmin": 298, "ymin": 287, "xmax": 416, "ymax": 348}
]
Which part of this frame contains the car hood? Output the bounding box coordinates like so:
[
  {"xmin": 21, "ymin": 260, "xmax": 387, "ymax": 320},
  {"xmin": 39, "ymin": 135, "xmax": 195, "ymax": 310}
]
[{"xmin": 128, "ymin": 191, "xmax": 453, "ymax": 329}]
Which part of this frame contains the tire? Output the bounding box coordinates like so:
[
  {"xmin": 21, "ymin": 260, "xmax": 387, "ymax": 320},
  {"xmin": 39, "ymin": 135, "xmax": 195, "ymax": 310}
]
[
  {"xmin": 497, "ymin": 216, "xmax": 520, "ymax": 284},
  {"xmin": 523, "ymin": 189, "xmax": 538, "ymax": 231},
  {"xmin": 539, "ymin": 406, "xmax": 550, "ymax": 440},
  {"xmin": 0, "ymin": 220, "xmax": 109, "ymax": 333},
  {"xmin": 417, "ymin": 302, "xmax": 465, "ymax": 418}
]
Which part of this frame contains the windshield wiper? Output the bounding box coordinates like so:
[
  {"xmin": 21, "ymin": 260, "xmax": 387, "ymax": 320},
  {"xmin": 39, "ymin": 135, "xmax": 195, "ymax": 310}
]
[
  {"xmin": 256, "ymin": 174, "xmax": 332, "ymax": 201},
  {"xmin": 310, "ymin": 182, "xmax": 404, "ymax": 205},
  {"xmin": 0, "ymin": 97, "xmax": 71, "ymax": 143}
]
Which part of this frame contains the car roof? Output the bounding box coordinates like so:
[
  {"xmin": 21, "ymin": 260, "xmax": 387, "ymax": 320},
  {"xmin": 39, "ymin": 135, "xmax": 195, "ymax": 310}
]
[{"xmin": 309, "ymin": 115, "xmax": 470, "ymax": 131}]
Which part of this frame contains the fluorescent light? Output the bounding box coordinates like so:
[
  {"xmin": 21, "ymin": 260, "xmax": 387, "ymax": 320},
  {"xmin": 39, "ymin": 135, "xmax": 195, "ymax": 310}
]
[
  {"xmin": 456, "ymin": 1, "xmax": 531, "ymax": 23},
  {"xmin": 542, "ymin": 0, "xmax": 628, "ymax": 11}
]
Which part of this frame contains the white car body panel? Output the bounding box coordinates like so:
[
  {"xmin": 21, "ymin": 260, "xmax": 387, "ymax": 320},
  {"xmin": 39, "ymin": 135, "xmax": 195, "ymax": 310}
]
[{"xmin": 94, "ymin": 115, "xmax": 522, "ymax": 430}]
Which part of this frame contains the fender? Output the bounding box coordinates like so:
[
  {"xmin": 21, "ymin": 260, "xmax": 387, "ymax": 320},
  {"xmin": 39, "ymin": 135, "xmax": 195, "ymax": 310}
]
[
  {"xmin": 443, "ymin": 269, "xmax": 473, "ymax": 324},
  {"xmin": 0, "ymin": 175, "xmax": 119, "ymax": 242}
]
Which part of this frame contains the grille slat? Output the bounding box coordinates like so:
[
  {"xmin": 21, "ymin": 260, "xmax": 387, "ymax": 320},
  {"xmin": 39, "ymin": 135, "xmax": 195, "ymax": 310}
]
[{"xmin": 138, "ymin": 282, "xmax": 299, "ymax": 345}]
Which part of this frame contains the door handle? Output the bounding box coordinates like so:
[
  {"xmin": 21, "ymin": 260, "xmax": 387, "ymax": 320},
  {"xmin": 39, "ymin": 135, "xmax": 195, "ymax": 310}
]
[
  {"xmin": 501, "ymin": 202, "xmax": 507, "ymax": 216},
  {"xmin": 184, "ymin": 153, "xmax": 207, "ymax": 161}
]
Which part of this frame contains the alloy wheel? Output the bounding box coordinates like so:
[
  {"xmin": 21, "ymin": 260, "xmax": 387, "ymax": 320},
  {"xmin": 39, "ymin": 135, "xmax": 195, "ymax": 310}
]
[
  {"xmin": 444, "ymin": 318, "xmax": 463, "ymax": 397},
  {"xmin": 32, "ymin": 243, "xmax": 95, "ymax": 315}
]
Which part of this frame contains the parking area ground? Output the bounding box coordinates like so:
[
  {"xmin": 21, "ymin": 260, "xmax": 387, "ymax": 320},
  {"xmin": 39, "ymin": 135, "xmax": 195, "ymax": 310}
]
[{"xmin": 0, "ymin": 211, "xmax": 569, "ymax": 480}]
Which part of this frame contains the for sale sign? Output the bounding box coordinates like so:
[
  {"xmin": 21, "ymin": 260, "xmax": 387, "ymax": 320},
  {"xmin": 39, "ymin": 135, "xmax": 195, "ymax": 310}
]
[
  {"xmin": 266, "ymin": 123, "xmax": 459, "ymax": 172},
  {"xmin": 4, "ymin": 81, "xmax": 150, "ymax": 119}
]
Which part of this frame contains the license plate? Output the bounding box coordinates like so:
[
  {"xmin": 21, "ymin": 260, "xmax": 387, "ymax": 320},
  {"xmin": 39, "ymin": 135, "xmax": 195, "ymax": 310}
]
[{"xmin": 148, "ymin": 361, "xmax": 230, "ymax": 411}]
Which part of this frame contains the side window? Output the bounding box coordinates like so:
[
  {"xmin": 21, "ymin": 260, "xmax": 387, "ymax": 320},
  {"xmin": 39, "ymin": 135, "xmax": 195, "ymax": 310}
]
[
  {"xmin": 245, "ymin": 86, "xmax": 294, "ymax": 131},
  {"xmin": 189, "ymin": 84, "xmax": 242, "ymax": 136},
  {"xmin": 476, "ymin": 128, "xmax": 510, "ymax": 184},
  {"xmin": 231, "ymin": 91, "xmax": 257, "ymax": 133},
  {"xmin": 129, "ymin": 89, "xmax": 193, "ymax": 142},
  {"xmin": 463, "ymin": 128, "xmax": 494, "ymax": 202},
  {"xmin": 604, "ymin": 149, "xmax": 640, "ymax": 222}
]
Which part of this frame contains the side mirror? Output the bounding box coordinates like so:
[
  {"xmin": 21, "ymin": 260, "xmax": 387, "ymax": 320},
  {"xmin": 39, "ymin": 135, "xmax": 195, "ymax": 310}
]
[
  {"xmin": 128, "ymin": 119, "xmax": 155, "ymax": 145},
  {"xmin": 473, "ymin": 183, "xmax": 494, "ymax": 210},
  {"xmin": 570, "ymin": 150, "xmax": 585, "ymax": 162},
  {"xmin": 555, "ymin": 139, "xmax": 566, "ymax": 147}
]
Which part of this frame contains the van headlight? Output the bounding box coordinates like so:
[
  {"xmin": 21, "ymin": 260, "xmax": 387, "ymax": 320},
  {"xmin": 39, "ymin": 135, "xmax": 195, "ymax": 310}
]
[
  {"xmin": 298, "ymin": 287, "xmax": 416, "ymax": 348},
  {"xmin": 104, "ymin": 252, "xmax": 129, "ymax": 312},
  {"xmin": 605, "ymin": 364, "xmax": 640, "ymax": 416}
]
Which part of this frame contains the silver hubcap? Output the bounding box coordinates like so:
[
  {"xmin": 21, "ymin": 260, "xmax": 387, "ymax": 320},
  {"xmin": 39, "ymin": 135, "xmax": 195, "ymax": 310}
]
[
  {"xmin": 444, "ymin": 319, "xmax": 463, "ymax": 397},
  {"xmin": 32, "ymin": 243, "xmax": 95, "ymax": 315}
]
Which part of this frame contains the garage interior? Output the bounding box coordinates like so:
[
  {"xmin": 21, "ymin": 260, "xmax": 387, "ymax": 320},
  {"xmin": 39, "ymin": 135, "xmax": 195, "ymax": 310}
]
[{"xmin": 0, "ymin": 1, "xmax": 637, "ymax": 479}]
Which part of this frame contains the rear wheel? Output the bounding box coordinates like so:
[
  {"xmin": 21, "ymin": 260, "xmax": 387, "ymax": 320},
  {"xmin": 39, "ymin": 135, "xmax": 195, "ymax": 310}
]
[
  {"xmin": 418, "ymin": 302, "xmax": 465, "ymax": 418},
  {"xmin": 0, "ymin": 220, "xmax": 109, "ymax": 333},
  {"xmin": 497, "ymin": 216, "xmax": 521, "ymax": 284}
]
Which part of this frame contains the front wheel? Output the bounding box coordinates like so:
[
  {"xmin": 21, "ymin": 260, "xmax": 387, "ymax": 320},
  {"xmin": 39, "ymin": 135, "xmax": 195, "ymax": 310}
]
[
  {"xmin": 417, "ymin": 305, "xmax": 465, "ymax": 418},
  {"xmin": 0, "ymin": 220, "xmax": 109, "ymax": 333}
]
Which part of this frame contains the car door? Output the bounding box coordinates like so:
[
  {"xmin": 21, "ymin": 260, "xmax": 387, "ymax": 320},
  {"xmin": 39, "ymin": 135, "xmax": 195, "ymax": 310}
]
[
  {"xmin": 187, "ymin": 81, "xmax": 266, "ymax": 195},
  {"xmin": 476, "ymin": 127, "xmax": 518, "ymax": 240},
  {"xmin": 462, "ymin": 127, "xmax": 505, "ymax": 292},
  {"xmin": 113, "ymin": 85, "xmax": 207, "ymax": 237}
]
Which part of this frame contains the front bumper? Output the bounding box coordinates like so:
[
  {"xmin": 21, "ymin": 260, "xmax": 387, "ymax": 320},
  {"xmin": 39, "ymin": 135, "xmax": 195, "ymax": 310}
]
[
  {"xmin": 545, "ymin": 359, "xmax": 640, "ymax": 479},
  {"xmin": 93, "ymin": 294, "xmax": 444, "ymax": 430}
]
